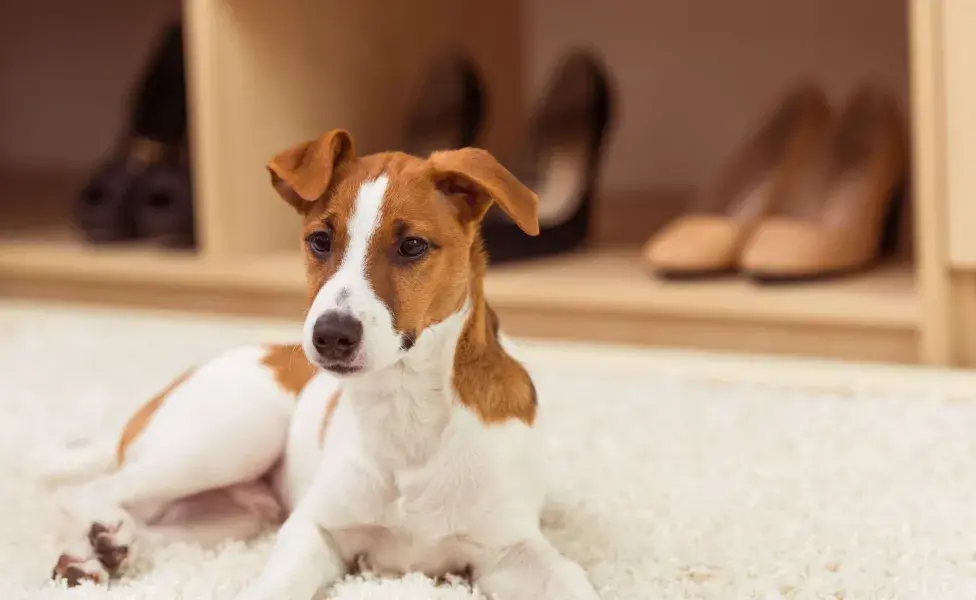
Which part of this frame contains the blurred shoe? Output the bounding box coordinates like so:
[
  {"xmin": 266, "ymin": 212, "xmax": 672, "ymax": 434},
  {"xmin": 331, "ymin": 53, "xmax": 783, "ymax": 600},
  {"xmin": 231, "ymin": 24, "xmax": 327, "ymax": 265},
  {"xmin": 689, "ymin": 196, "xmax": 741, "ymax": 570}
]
[
  {"xmin": 75, "ymin": 22, "xmax": 190, "ymax": 246},
  {"xmin": 480, "ymin": 49, "xmax": 615, "ymax": 264},
  {"xmin": 740, "ymin": 84, "xmax": 909, "ymax": 282},
  {"xmin": 75, "ymin": 154, "xmax": 140, "ymax": 244},
  {"xmin": 403, "ymin": 53, "xmax": 486, "ymax": 156},
  {"xmin": 642, "ymin": 84, "xmax": 831, "ymax": 278},
  {"xmin": 131, "ymin": 157, "xmax": 195, "ymax": 249}
]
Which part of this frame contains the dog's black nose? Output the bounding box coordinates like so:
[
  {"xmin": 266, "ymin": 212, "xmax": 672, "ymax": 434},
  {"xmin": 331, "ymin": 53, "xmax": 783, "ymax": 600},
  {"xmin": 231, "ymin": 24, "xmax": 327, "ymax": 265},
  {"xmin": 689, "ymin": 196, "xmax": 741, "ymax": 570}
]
[{"xmin": 312, "ymin": 312, "xmax": 363, "ymax": 361}]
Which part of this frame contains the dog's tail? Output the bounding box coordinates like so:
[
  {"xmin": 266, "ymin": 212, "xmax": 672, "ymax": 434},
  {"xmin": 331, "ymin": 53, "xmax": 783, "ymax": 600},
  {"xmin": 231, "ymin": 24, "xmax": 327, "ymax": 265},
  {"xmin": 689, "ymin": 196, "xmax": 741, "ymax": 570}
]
[{"xmin": 29, "ymin": 436, "xmax": 117, "ymax": 488}]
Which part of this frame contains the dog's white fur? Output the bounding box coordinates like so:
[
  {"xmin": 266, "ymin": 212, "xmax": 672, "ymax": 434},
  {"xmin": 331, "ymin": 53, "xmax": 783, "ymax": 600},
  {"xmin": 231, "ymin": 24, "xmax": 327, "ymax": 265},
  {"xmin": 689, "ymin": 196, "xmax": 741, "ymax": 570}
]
[{"xmin": 46, "ymin": 175, "xmax": 601, "ymax": 600}]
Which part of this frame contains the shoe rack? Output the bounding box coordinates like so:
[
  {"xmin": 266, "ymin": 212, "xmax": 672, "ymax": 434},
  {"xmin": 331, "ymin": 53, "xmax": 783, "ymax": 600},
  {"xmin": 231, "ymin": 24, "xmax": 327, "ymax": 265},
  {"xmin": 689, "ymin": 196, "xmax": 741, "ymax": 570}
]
[{"xmin": 0, "ymin": 0, "xmax": 972, "ymax": 368}]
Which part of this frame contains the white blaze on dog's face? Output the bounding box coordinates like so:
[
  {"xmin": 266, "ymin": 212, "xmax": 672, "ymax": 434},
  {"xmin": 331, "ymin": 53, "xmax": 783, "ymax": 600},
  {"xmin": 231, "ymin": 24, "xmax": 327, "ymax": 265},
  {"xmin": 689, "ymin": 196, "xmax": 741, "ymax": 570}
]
[{"xmin": 266, "ymin": 130, "xmax": 539, "ymax": 376}]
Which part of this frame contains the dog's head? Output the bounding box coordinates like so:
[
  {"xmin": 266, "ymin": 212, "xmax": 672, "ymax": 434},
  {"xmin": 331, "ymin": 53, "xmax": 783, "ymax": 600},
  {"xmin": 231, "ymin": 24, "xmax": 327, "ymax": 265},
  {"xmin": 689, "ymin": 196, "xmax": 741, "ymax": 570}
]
[{"xmin": 268, "ymin": 129, "xmax": 539, "ymax": 377}]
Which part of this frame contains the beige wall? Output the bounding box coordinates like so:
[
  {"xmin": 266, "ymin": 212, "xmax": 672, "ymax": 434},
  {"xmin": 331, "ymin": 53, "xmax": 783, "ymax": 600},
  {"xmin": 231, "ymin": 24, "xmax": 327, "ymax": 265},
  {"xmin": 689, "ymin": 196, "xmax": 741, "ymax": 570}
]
[
  {"xmin": 0, "ymin": 0, "xmax": 181, "ymax": 170},
  {"xmin": 1, "ymin": 0, "xmax": 909, "ymax": 193},
  {"xmin": 525, "ymin": 0, "xmax": 910, "ymax": 193}
]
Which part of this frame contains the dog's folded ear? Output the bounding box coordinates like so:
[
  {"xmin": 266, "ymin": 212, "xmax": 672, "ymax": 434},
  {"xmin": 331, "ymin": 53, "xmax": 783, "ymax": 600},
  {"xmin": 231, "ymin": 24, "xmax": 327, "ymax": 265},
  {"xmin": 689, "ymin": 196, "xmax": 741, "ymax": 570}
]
[
  {"xmin": 267, "ymin": 129, "xmax": 355, "ymax": 212},
  {"xmin": 428, "ymin": 148, "xmax": 540, "ymax": 236}
]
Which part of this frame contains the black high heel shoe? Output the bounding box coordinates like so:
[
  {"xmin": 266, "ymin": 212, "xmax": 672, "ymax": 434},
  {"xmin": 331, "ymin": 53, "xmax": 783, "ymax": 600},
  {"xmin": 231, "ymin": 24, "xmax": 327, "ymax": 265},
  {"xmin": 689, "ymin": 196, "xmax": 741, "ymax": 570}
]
[
  {"xmin": 75, "ymin": 21, "xmax": 193, "ymax": 247},
  {"xmin": 402, "ymin": 53, "xmax": 486, "ymax": 157},
  {"xmin": 480, "ymin": 49, "xmax": 615, "ymax": 264}
]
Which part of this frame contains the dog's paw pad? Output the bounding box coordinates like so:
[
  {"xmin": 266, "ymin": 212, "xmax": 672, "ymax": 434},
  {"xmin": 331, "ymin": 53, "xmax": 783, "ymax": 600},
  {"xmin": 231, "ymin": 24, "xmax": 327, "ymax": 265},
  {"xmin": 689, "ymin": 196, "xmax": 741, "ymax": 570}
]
[
  {"xmin": 52, "ymin": 554, "xmax": 108, "ymax": 587},
  {"xmin": 87, "ymin": 523, "xmax": 130, "ymax": 573},
  {"xmin": 434, "ymin": 565, "xmax": 474, "ymax": 587}
]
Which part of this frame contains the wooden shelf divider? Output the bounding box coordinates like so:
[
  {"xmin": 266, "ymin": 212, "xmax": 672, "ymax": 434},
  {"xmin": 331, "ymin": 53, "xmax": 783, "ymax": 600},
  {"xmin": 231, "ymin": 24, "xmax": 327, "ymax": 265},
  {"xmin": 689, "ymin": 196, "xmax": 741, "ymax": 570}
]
[{"xmin": 0, "ymin": 238, "xmax": 920, "ymax": 364}]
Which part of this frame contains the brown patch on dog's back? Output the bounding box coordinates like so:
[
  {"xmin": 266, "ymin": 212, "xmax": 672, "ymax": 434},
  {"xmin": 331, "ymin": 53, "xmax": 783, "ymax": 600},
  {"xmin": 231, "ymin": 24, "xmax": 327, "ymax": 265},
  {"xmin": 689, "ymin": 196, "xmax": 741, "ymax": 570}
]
[
  {"xmin": 261, "ymin": 344, "xmax": 317, "ymax": 396},
  {"xmin": 116, "ymin": 369, "xmax": 193, "ymax": 465}
]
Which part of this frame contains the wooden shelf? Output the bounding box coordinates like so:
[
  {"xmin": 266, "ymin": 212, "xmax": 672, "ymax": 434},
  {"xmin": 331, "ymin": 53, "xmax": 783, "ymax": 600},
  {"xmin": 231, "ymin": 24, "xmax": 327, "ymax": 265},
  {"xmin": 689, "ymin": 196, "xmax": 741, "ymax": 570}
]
[
  {"xmin": 484, "ymin": 250, "xmax": 919, "ymax": 364},
  {"xmin": 0, "ymin": 235, "xmax": 307, "ymax": 318},
  {"xmin": 0, "ymin": 241, "xmax": 917, "ymax": 325},
  {"xmin": 0, "ymin": 235, "xmax": 296, "ymax": 291},
  {"xmin": 486, "ymin": 249, "xmax": 918, "ymax": 330},
  {"xmin": 0, "ymin": 239, "xmax": 920, "ymax": 363}
]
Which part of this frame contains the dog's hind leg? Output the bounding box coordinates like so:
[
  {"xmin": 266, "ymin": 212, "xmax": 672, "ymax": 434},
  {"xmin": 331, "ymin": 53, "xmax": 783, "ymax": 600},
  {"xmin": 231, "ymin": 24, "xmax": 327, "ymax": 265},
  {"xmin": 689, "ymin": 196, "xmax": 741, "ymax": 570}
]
[
  {"xmin": 146, "ymin": 478, "xmax": 284, "ymax": 548},
  {"xmin": 51, "ymin": 345, "xmax": 309, "ymax": 586}
]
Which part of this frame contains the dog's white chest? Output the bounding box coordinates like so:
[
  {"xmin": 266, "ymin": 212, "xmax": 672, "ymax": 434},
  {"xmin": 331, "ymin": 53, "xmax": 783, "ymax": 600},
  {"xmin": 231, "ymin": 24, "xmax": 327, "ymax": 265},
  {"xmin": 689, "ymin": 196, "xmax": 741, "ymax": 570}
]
[
  {"xmin": 329, "ymin": 421, "xmax": 492, "ymax": 576},
  {"xmin": 318, "ymin": 402, "xmax": 540, "ymax": 577},
  {"xmin": 337, "ymin": 468, "xmax": 478, "ymax": 576},
  {"xmin": 287, "ymin": 364, "xmax": 546, "ymax": 580}
]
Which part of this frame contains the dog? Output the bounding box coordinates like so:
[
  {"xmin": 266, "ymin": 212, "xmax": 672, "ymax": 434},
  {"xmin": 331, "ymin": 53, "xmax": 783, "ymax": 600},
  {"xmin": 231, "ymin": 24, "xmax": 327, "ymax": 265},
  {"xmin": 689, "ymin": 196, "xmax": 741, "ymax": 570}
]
[{"xmin": 44, "ymin": 129, "xmax": 601, "ymax": 599}]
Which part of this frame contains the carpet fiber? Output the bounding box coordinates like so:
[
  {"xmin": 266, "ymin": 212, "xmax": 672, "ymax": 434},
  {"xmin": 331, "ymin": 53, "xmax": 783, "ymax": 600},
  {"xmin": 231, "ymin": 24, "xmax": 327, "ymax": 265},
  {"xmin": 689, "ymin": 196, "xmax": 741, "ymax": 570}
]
[{"xmin": 3, "ymin": 302, "xmax": 976, "ymax": 599}]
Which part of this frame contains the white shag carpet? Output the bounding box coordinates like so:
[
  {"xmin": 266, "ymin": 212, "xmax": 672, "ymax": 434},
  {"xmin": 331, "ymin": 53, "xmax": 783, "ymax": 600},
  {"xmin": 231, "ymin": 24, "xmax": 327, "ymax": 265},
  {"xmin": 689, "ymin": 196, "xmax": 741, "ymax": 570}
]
[{"xmin": 4, "ymin": 301, "xmax": 976, "ymax": 599}]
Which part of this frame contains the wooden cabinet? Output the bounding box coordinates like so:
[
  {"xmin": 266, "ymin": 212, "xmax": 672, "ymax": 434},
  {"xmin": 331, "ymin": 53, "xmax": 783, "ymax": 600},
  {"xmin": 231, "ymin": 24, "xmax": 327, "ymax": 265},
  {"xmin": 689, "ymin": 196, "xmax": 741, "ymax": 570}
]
[
  {"xmin": 182, "ymin": 0, "xmax": 524, "ymax": 257},
  {"xmin": 942, "ymin": 0, "xmax": 976, "ymax": 268},
  {"xmin": 1, "ymin": 0, "xmax": 974, "ymax": 368}
]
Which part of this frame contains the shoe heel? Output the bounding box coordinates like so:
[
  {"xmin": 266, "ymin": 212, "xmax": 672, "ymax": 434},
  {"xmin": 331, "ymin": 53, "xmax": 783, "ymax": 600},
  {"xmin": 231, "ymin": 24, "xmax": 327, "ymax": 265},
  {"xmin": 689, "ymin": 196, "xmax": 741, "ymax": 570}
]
[
  {"xmin": 878, "ymin": 178, "xmax": 906, "ymax": 257},
  {"xmin": 481, "ymin": 49, "xmax": 615, "ymax": 265}
]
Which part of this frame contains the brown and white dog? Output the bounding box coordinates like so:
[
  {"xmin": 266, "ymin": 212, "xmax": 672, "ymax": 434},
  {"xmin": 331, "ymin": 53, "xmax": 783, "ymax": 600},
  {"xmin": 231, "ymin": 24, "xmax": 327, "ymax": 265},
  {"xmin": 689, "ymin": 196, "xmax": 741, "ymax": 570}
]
[{"xmin": 44, "ymin": 130, "xmax": 601, "ymax": 599}]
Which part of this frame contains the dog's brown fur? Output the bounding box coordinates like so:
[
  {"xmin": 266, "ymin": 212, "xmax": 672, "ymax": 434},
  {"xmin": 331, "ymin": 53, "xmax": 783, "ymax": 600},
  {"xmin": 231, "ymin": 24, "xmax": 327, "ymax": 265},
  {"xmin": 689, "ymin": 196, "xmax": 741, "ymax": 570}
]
[
  {"xmin": 116, "ymin": 369, "xmax": 193, "ymax": 464},
  {"xmin": 261, "ymin": 344, "xmax": 317, "ymax": 396},
  {"xmin": 269, "ymin": 130, "xmax": 540, "ymax": 425}
]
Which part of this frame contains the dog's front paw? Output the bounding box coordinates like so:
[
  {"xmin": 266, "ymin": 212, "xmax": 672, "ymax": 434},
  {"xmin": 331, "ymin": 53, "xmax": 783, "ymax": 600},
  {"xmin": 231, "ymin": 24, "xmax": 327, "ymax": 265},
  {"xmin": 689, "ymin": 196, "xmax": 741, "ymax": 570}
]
[
  {"xmin": 51, "ymin": 553, "xmax": 108, "ymax": 588},
  {"xmin": 88, "ymin": 522, "xmax": 131, "ymax": 574}
]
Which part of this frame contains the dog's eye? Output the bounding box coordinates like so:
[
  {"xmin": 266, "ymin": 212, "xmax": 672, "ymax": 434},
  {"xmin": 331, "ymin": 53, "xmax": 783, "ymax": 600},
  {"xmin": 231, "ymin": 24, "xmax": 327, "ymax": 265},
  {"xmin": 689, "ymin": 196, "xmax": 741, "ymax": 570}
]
[
  {"xmin": 398, "ymin": 237, "xmax": 429, "ymax": 259},
  {"xmin": 307, "ymin": 231, "xmax": 332, "ymax": 257}
]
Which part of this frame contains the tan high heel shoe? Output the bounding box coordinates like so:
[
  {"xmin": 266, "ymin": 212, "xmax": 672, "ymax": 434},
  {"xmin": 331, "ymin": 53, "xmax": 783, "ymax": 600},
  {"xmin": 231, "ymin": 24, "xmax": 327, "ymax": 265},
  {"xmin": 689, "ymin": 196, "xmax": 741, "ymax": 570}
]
[
  {"xmin": 642, "ymin": 84, "xmax": 831, "ymax": 278},
  {"xmin": 740, "ymin": 84, "xmax": 909, "ymax": 281}
]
